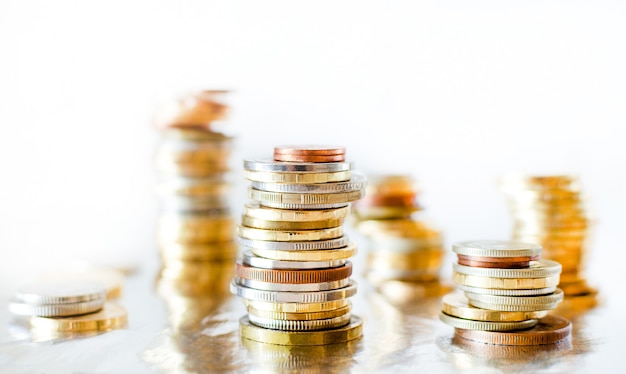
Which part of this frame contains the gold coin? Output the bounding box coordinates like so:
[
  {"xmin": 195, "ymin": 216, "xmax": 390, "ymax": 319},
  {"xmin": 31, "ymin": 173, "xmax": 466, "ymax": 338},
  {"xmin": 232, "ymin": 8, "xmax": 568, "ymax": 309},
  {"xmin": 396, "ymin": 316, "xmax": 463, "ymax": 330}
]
[
  {"xmin": 355, "ymin": 219, "xmax": 440, "ymax": 239},
  {"xmin": 244, "ymin": 170, "xmax": 351, "ymax": 184},
  {"xmin": 244, "ymin": 202, "xmax": 350, "ymax": 222},
  {"xmin": 442, "ymin": 293, "xmax": 548, "ymax": 322},
  {"xmin": 30, "ymin": 303, "xmax": 127, "ymax": 332},
  {"xmin": 247, "ymin": 304, "xmax": 351, "ymax": 321},
  {"xmin": 240, "ymin": 315, "xmax": 362, "ymax": 346},
  {"xmin": 160, "ymin": 242, "xmax": 238, "ymax": 262},
  {"xmin": 454, "ymin": 314, "xmax": 571, "ymax": 346},
  {"xmin": 452, "ymin": 272, "xmax": 560, "ymax": 289},
  {"xmin": 237, "ymin": 225, "xmax": 343, "ymax": 242},
  {"xmin": 156, "ymin": 178, "xmax": 230, "ymax": 197},
  {"xmin": 353, "ymin": 206, "xmax": 420, "ymax": 220},
  {"xmin": 439, "ymin": 312, "xmax": 537, "ymax": 331},
  {"xmin": 251, "ymin": 243, "xmax": 357, "ymax": 261},
  {"xmin": 243, "ymin": 299, "xmax": 349, "ymax": 313},
  {"xmin": 367, "ymin": 249, "xmax": 444, "ymax": 271},
  {"xmin": 249, "ymin": 188, "xmax": 363, "ymax": 205},
  {"xmin": 241, "ymin": 215, "xmax": 343, "ymax": 230},
  {"xmin": 158, "ymin": 214, "xmax": 234, "ymax": 244}
]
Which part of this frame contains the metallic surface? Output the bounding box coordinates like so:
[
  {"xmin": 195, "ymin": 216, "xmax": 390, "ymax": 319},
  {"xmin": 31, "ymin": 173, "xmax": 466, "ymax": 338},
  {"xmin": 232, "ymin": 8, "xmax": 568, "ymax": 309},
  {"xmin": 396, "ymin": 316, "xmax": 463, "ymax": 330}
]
[
  {"xmin": 234, "ymin": 261, "xmax": 352, "ymax": 284},
  {"xmin": 0, "ymin": 254, "xmax": 618, "ymax": 372}
]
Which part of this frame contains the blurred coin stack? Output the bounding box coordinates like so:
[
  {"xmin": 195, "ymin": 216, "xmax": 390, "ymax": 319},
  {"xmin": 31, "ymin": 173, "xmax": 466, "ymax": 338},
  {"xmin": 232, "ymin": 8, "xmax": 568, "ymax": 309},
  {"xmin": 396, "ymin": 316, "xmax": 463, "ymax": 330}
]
[
  {"xmin": 440, "ymin": 240, "xmax": 571, "ymax": 346},
  {"xmin": 154, "ymin": 90, "xmax": 236, "ymax": 296},
  {"xmin": 351, "ymin": 175, "xmax": 449, "ymax": 299},
  {"xmin": 9, "ymin": 280, "xmax": 127, "ymax": 340},
  {"xmin": 499, "ymin": 175, "xmax": 598, "ymax": 307},
  {"xmin": 231, "ymin": 146, "xmax": 366, "ymax": 346}
]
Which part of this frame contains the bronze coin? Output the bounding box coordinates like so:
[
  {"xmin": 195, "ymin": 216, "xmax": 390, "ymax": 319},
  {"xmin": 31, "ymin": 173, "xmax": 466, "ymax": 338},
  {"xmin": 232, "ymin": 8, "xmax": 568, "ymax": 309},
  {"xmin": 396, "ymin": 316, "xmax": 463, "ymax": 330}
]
[
  {"xmin": 234, "ymin": 261, "xmax": 352, "ymax": 284},
  {"xmin": 273, "ymin": 145, "xmax": 346, "ymax": 156},
  {"xmin": 273, "ymin": 154, "xmax": 346, "ymax": 163},
  {"xmin": 456, "ymin": 254, "xmax": 538, "ymax": 269}
]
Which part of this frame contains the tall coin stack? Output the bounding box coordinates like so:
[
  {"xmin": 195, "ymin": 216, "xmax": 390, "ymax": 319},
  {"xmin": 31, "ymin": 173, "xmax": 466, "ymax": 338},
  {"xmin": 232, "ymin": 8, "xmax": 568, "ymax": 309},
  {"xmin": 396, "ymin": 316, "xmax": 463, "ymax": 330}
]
[
  {"xmin": 351, "ymin": 175, "xmax": 449, "ymax": 300},
  {"xmin": 499, "ymin": 175, "xmax": 598, "ymax": 309},
  {"xmin": 154, "ymin": 90, "xmax": 236, "ymax": 296},
  {"xmin": 440, "ymin": 240, "xmax": 571, "ymax": 346},
  {"xmin": 231, "ymin": 146, "xmax": 366, "ymax": 346}
]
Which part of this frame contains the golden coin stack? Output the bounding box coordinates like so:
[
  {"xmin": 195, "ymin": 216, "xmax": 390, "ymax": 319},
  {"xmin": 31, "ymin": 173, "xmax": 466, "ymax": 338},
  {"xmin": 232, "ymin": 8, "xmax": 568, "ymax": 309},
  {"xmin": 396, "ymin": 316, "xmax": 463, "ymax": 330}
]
[
  {"xmin": 351, "ymin": 175, "xmax": 448, "ymax": 298},
  {"xmin": 440, "ymin": 240, "xmax": 571, "ymax": 346},
  {"xmin": 231, "ymin": 146, "xmax": 366, "ymax": 346},
  {"xmin": 9, "ymin": 280, "xmax": 127, "ymax": 340},
  {"xmin": 154, "ymin": 90, "xmax": 236, "ymax": 296},
  {"xmin": 499, "ymin": 175, "xmax": 598, "ymax": 306}
]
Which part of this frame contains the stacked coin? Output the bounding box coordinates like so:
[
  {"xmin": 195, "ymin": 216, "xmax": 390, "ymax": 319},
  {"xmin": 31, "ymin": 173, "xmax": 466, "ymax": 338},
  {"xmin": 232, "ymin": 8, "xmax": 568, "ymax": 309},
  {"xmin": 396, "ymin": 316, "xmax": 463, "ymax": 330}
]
[
  {"xmin": 9, "ymin": 280, "xmax": 127, "ymax": 340},
  {"xmin": 351, "ymin": 175, "xmax": 448, "ymax": 297},
  {"xmin": 440, "ymin": 240, "xmax": 571, "ymax": 346},
  {"xmin": 499, "ymin": 175, "xmax": 598, "ymax": 306},
  {"xmin": 154, "ymin": 90, "xmax": 236, "ymax": 296},
  {"xmin": 231, "ymin": 145, "xmax": 366, "ymax": 346}
]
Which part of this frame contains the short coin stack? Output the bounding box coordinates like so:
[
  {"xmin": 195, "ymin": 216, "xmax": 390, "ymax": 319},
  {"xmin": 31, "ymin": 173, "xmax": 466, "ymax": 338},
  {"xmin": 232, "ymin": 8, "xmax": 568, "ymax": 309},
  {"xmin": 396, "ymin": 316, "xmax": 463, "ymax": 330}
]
[
  {"xmin": 440, "ymin": 240, "xmax": 571, "ymax": 346},
  {"xmin": 499, "ymin": 175, "xmax": 598, "ymax": 306},
  {"xmin": 351, "ymin": 175, "xmax": 448, "ymax": 298},
  {"xmin": 9, "ymin": 280, "xmax": 127, "ymax": 340},
  {"xmin": 231, "ymin": 145, "xmax": 366, "ymax": 346},
  {"xmin": 154, "ymin": 90, "xmax": 236, "ymax": 296}
]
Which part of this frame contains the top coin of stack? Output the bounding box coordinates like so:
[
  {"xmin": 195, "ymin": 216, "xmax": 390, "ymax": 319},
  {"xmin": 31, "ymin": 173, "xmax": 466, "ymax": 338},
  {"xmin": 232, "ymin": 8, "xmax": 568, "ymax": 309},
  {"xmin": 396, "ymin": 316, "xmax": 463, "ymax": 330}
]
[
  {"xmin": 232, "ymin": 145, "xmax": 366, "ymax": 346},
  {"xmin": 499, "ymin": 175, "xmax": 597, "ymax": 302},
  {"xmin": 351, "ymin": 175, "xmax": 446, "ymax": 294},
  {"xmin": 154, "ymin": 90, "xmax": 237, "ymax": 296},
  {"xmin": 440, "ymin": 240, "xmax": 571, "ymax": 346}
]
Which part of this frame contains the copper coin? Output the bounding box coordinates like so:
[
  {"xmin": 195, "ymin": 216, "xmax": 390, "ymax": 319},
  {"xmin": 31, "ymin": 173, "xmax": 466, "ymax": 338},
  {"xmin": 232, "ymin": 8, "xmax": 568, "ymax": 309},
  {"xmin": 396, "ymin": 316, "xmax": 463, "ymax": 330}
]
[
  {"xmin": 273, "ymin": 154, "xmax": 346, "ymax": 163},
  {"xmin": 274, "ymin": 145, "xmax": 346, "ymax": 156},
  {"xmin": 234, "ymin": 261, "xmax": 352, "ymax": 284},
  {"xmin": 454, "ymin": 315, "xmax": 571, "ymax": 346},
  {"xmin": 355, "ymin": 194, "xmax": 417, "ymax": 208},
  {"xmin": 456, "ymin": 255, "xmax": 539, "ymax": 269}
]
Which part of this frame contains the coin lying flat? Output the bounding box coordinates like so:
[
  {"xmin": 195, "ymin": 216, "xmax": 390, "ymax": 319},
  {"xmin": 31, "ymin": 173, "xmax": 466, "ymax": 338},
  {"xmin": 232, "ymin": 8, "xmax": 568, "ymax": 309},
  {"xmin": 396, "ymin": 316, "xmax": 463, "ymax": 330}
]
[
  {"xmin": 454, "ymin": 314, "xmax": 571, "ymax": 345},
  {"xmin": 452, "ymin": 240, "xmax": 542, "ymax": 258},
  {"xmin": 453, "ymin": 260, "xmax": 561, "ymax": 279},
  {"xmin": 244, "ymin": 159, "xmax": 352, "ymax": 173},
  {"xmin": 30, "ymin": 303, "xmax": 128, "ymax": 332},
  {"xmin": 240, "ymin": 315, "xmax": 362, "ymax": 346},
  {"xmin": 441, "ymin": 293, "xmax": 548, "ymax": 322},
  {"xmin": 439, "ymin": 312, "xmax": 537, "ymax": 332},
  {"xmin": 242, "ymin": 250, "xmax": 346, "ymax": 270}
]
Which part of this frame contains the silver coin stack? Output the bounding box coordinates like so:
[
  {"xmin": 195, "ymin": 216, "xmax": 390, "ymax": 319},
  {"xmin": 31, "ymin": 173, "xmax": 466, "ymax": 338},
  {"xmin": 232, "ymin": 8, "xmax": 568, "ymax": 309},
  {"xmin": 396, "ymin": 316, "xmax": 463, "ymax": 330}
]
[
  {"xmin": 230, "ymin": 146, "xmax": 366, "ymax": 345},
  {"xmin": 154, "ymin": 90, "xmax": 237, "ymax": 296}
]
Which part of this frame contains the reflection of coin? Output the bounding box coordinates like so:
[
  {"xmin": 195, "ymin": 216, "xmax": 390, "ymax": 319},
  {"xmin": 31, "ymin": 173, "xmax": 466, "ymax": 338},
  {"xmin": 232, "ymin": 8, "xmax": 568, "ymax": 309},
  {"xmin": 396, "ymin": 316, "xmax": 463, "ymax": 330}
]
[
  {"xmin": 442, "ymin": 293, "xmax": 547, "ymax": 322},
  {"xmin": 454, "ymin": 314, "xmax": 571, "ymax": 345},
  {"xmin": 240, "ymin": 315, "xmax": 362, "ymax": 345}
]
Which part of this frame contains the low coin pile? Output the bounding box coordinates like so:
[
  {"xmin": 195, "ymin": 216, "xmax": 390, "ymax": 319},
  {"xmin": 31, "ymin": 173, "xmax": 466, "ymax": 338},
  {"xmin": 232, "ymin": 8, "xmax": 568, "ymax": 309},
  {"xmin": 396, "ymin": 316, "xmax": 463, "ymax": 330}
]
[
  {"xmin": 231, "ymin": 145, "xmax": 366, "ymax": 346},
  {"xmin": 154, "ymin": 90, "xmax": 236, "ymax": 296},
  {"xmin": 9, "ymin": 280, "xmax": 127, "ymax": 340},
  {"xmin": 352, "ymin": 175, "xmax": 448, "ymax": 298},
  {"xmin": 499, "ymin": 175, "xmax": 598, "ymax": 307},
  {"xmin": 440, "ymin": 240, "xmax": 571, "ymax": 346}
]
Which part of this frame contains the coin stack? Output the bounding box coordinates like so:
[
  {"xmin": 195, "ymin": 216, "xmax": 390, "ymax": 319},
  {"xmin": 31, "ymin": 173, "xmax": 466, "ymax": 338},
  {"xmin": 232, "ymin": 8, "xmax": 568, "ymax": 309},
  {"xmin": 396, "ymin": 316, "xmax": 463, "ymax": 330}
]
[
  {"xmin": 154, "ymin": 90, "xmax": 236, "ymax": 296},
  {"xmin": 440, "ymin": 240, "xmax": 571, "ymax": 346},
  {"xmin": 231, "ymin": 146, "xmax": 366, "ymax": 346},
  {"xmin": 499, "ymin": 175, "xmax": 598, "ymax": 308},
  {"xmin": 9, "ymin": 280, "xmax": 127, "ymax": 340},
  {"xmin": 351, "ymin": 175, "xmax": 449, "ymax": 299}
]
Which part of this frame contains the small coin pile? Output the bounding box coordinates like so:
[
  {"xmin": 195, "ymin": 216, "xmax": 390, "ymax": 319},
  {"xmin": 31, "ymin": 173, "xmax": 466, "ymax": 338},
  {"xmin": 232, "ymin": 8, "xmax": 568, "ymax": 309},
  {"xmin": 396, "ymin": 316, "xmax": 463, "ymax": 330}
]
[
  {"xmin": 154, "ymin": 90, "xmax": 236, "ymax": 296},
  {"xmin": 499, "ymin": 175, "xmax": 598, "ymax": 306},
  {"xmin": 351, "ymin": 175, "xmax": 448, "ymax": 298},
  {"xmin": 440, "ymin": 240, "xmax": 571, "ymax": 346},
  {"xmin": 231, "ymin": 145, "xmax": 366, "ymax": 346},
  {"xmin": 9, "ymin": 280, "xmax": 127, "ymax": 340}
]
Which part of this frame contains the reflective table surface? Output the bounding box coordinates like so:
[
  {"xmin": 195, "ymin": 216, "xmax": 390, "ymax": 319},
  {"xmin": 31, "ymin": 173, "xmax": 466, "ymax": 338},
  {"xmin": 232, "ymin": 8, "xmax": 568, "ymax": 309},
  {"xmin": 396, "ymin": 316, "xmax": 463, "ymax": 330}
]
[{"xmin": 0, "ymin": 248, "xmax": 620, "ymax": 374}]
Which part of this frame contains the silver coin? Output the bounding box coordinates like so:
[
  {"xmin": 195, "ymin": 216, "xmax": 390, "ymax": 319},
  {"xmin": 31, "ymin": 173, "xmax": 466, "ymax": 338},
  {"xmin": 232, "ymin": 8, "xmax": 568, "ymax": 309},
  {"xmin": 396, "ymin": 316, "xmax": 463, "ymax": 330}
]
[
  {"xmin": 250, "ymin": 173, "xmax": 366, "ymax": 193},
  {"xmin": 9, "ymin": 298, "xmax": 105, "ymax": 317},
  {"xmin": 230, "ymin": 280, "xmax": 357, "ymax": 303},
  {"xmin": 242, "ymin": 250, "xmax": 346, "ymax": 269},
  {"xmin": 235, "ymin": 277, "xmax": 350, "ymax": 292},
  {"xmin": 465, "ymin": 288, "xmax": 564, "ymax": 306},
  {"xmin": 452, "ymin": 240, "xmax": 542, "ymax": 258},
  {"xmin": 13, "ymin": 281, "xmax": 106, "ymax": 305},
  {"xmin": 236, "ymin": 236, "xmax": 349, "ymax": 251},
  {"xmin": 457, "ymin": 284, "xmax": 557, "ymax": 296},
  {"xmin": 453, "ymin": 260, "xmax": 561, "ymax": 279},
  {"xmin": 439, "ymin": 313, "xmax": 537, "ymax": 332},
  {"xmin": 243, "ymin": 158, "xmax": 352, "ymax": 173},
  {"xmin": 259, "ymin": 202, "xmax": 350, "ymax": 210},
  {"xmin": 247, "ymin": 313, "xmax": 351, "ymax": 331}
]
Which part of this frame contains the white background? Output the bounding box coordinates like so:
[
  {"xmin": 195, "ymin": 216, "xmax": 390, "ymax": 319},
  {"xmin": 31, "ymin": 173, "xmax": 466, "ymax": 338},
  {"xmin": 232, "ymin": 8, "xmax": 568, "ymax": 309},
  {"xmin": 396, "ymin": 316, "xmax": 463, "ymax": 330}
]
[{"xmin": 0, "ymin": 0, "xmax": 624, "ymax": 284}]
